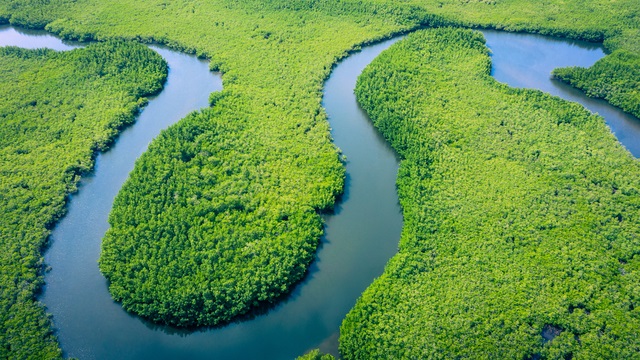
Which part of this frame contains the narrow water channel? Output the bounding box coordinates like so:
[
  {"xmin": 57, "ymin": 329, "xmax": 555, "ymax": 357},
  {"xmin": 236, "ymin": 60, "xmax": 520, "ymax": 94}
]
[
  {"xmin": 1, "ymin": 25, "xmax": 403, "ymax": 359},
  {"xmin": 2, "ymin": 24, "xmax": 638, "ymax": 360},
  {"xmin": 483, "ymin": 30, "xmax": 640, "ymax": 157}
]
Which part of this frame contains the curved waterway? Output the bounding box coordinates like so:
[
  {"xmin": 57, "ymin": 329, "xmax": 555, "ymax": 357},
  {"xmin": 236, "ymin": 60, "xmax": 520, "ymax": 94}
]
[
  {"xmin": 2, "ymin": 24, "xmax": 639, "ymax": 360},
  {"xmin": 1, "ymin": 24, "xmax": 403, "ymax": 359},
  {"xmin": 482, "ymin": 30, "xmax": 640, "ymax": 157}
]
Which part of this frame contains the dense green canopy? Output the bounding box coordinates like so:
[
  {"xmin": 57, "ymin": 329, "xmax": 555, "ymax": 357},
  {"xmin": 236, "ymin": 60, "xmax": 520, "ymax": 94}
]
[
  {"xmin": 341, "ymin": 28, "xmax": 640, "ymax": 359},
  {"xmin": 402, "ymin": 0, "xmax": 640, "ymax": 119},
  {"xmin": 554, "ymin": 49, "xmax": 640, "ymax": 118},
  {"xmin": 92, "ymin": 2, "xmax": 437, "ymax": 327},
  {"xmin": 0, "ymin": 42, "xmax": 166, "ymax": 359},
  {"xmin": 0, "ymin": 0, "xmax": 638, "ymax": 358}
]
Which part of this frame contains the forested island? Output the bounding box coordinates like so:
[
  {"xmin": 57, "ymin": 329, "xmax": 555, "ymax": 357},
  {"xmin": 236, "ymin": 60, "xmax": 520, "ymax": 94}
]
[{"xmin": 0, "ymin": 0, "xmax": 638, "ymax": 359}]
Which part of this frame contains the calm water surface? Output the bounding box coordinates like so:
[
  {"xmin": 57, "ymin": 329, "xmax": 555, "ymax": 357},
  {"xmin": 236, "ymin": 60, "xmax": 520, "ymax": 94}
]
[
  {"xmin": 483, "ymin": 30, "xmax": 640, "ymax": 157},
  {"xmin": 1, "ymin": 24, "xmax": 638, "ymax": 360},
  {"xmin": 0, "ymin": 25, "xmax": 403, "ymax": 359}
]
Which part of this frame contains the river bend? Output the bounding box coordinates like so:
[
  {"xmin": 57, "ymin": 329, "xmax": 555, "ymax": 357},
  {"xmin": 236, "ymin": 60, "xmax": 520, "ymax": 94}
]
[{"xmin": 0, "ymin": 24, "xmax": 638, "ymax": 360}]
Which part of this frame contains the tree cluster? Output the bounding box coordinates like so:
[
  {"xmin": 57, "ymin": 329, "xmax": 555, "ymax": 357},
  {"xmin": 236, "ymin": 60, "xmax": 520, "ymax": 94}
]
[
  {"xmin": 341, "ymin": 28, "xmax": 640, "ymax": 359},
  {"xmin": 0, "ymin": 41, "xmax": 166, "ymax": 359}
]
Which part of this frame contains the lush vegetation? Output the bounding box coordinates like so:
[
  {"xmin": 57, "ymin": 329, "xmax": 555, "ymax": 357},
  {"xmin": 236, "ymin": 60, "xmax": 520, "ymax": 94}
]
[
  {"xmin": 0, "ymin": 43, "xmax": 166, "ymax": 359},
  {"xmin": 296, "ymin": 349, "xmax": 336, "ymax": 360},
  {"xmin": 402, "ymin": 0, "xmax": 639, "ymax": 41},
  {"xmin": 399, "ymin": 0, "xmax": 640, "ymax": 121},
  {"xmin": 553, "ymin": 49, "xmax": 640, "ymax": 118},
  {"xmin": 548, "ymin": 2, "xmax": 640, "ymax": 119},
  {"xmin": 0, "ymin": 0, "xmax": 639, "ymax": 356},
  {"xmin": 91, "ymin": 2, "xmax": 445, "ymax": 328},
  {"xmin": 0, "ymin": 0, "xmax": 448, "ymax": 328},
  {"xmin": 341, "ymin": 28, "xmax": 640, "ymax": 359}
]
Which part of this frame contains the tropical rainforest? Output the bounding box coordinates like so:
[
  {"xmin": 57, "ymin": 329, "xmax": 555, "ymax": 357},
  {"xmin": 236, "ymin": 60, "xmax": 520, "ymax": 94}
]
[
  {"xmin": 0, "ymin": 0, "xmax": 638, "ymax": 358},
  {"xmin": 341, "ymin": 27, "xmax": 640, "ymax": 359},
  {"xmin": 554, "ymin": 49, "xmax": 640, "ymax": 119},
  {"xmin": 0, "ymin": 42, "xmax": 166, "ymax": 359}
]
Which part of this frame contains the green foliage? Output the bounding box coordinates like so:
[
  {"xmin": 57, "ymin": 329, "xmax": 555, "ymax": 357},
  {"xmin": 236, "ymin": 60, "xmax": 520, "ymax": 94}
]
[
  {"xmin": 397, "ymin": 0, "xmax": 640, "ymax": 121},
  {"xmin": 547, "ymin": 0, "xmax": 640, "ymax": 119},
  {"xmin": 554, "ymin": 50, "xmax": 640, "ymax": 118},
  {"xmin": 27, "ymin": 0, "xmax": 434, "ymax": 327},
  {"xmin": 99, "ymin": 102, "xmax": 340, "ymax": 325},
  {"xmin": 0, "ymin": 0, "xmax": 638, "ymax": 354},
  {"xmin": 341, "ymin": 28, "xmax": 640, "ymax": 359},
  {"xmin": 296, "ymin": 349, "xmax": 336, "ymax": 360},
  {"xmin": 402, "ymin": 0, "xmax": 640, "ymax": 41},
  {"xmin": 0, "ymin": 42, "xmax": 167, "ymax": 359}
]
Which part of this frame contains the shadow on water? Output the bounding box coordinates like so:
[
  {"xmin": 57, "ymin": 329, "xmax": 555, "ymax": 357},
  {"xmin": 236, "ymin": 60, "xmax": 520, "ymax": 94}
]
[{"xmin": 321, "ymin": 172, "xmax": 352, "ymax": 217}]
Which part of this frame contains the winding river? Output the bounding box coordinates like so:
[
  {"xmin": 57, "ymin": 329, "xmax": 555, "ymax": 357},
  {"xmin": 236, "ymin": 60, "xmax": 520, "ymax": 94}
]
[{"xmin": 1, "ymin": 24, "xmax": 638, "ymax": 359}]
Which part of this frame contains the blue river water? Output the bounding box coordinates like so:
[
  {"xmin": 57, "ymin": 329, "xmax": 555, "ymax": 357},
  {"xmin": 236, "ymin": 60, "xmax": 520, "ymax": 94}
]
[{"xmin": 0, "ymin": 24, "xmax": 637, "ymax": 359}]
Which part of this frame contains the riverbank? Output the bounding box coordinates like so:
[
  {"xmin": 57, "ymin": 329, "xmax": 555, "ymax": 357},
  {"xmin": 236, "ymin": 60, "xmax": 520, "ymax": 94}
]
[
  {"xmin": 342, "ymin": 27, "xmax": 640, "ymax": 359},
  {"xmin": 0, "ymin": 0, "xmax": 638, "ymax": 357},
  {"xmin": 0, "ymin": 35, "xmax": 168, "ymax": 359}
]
